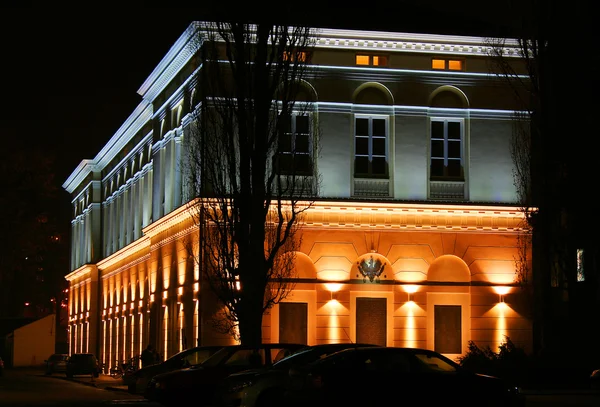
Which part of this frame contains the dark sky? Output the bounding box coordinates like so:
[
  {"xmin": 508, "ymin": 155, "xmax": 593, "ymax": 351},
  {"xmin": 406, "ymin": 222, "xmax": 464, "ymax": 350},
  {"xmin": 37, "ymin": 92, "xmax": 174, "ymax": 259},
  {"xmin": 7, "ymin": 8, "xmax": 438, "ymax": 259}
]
[
  {"xmin": 1, "ymin": 5, "xmax": 513, "ymax": 186},
  {"xmin": 1, "ymin": 12, "xmax": 192, "ymax": 184}
]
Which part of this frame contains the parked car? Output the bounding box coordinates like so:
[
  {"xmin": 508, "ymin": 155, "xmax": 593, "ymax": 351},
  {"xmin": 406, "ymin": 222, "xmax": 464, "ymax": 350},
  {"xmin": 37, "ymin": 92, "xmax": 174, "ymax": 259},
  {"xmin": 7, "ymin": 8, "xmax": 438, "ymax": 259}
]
[
  {"xmin": 281, "ymin": 346, "xmax": 525, "ymax": 407},
  {"xmin": 66, "ymin": 353, "xmax": 100, "ymax": 378},
  {"xmin": 44, "ymin": 353, "xmax": 69, "ymax": 375},
  {"xmin": 127, "ymin": 345, "xmax": 223, "ymax": 394},
  {"xmin": 145, "ymin": 343, "xmax": 305, "ymax": 406},
  {"xmin": 0, "ymin": 356, "xmax": 4, "ymax": 376},
  {"xmin": 218, "ymin": 343, "xmax": 381, "ymax": 407}
]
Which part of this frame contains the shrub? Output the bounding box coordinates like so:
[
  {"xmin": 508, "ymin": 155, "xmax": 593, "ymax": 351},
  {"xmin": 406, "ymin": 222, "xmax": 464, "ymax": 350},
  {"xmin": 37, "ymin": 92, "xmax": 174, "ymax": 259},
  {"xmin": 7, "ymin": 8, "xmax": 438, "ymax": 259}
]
[{"xmin": 456, "ymin": 336, "xmax": 529, "ymax": 385}]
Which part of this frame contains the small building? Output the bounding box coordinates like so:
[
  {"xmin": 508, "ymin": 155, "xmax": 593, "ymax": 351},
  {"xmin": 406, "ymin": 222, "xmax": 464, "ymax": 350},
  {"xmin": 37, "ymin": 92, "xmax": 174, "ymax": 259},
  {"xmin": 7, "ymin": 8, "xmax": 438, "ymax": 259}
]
[{"xmin": 3, "ymin": 315, "xmax": 56, "ymax": 367}]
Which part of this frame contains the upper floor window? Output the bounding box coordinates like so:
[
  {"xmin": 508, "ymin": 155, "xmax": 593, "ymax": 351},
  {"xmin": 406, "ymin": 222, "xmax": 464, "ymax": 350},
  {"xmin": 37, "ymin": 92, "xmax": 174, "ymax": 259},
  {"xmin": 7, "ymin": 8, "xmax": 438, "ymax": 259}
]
[
  {"xmin": 276, "ymin": 113, "xmax": 312, "ymax": 175},
  {"xmin": 432, "ymin": 58, "xmax": 464, "ymax": 71},
  {"xmin": 354, "ymin": 116, "xmax": 388, "ymax": 178},
  {"xmin": 430, "ymin": 119, "xmax": 463, "ymax": 180},
  {"xmin": 356, "ymin": 54, "xmax": 388, "ymax": 67},
  {"xmin": 283, "ymin": 51, "xmax": 308, "ymax": 62}
]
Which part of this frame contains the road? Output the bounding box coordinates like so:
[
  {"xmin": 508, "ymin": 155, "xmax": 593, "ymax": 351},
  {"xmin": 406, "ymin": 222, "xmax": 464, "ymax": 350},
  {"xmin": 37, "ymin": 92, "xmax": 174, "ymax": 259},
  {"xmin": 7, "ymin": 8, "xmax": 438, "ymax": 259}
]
[
  {"xmin": 0, "ymin": 368, "xmax": 156, "ymax": 406},
  {"xmin": 1, "ymin": 368, "xmax": 600, "ymax": 406}
]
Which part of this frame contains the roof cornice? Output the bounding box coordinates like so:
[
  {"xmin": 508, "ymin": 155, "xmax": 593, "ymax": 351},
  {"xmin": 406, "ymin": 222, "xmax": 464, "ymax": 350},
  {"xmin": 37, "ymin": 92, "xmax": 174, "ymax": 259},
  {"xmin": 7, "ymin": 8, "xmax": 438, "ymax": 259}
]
[
  {"xmin": 137, "ymin": 21, "xmax": 201, "ymax": 102},
  {"xmin": 62, "ymin": 102, "xmax": 153, "ymax": 194}
]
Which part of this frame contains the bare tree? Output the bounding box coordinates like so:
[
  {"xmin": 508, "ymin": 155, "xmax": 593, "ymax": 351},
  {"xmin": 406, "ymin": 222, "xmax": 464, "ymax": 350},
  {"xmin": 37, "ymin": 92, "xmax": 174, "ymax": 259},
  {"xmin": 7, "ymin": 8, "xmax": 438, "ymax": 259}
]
[
  {"xmin": 485, "ymin": 0, "xmax": 600, "ymax": 355},
  {"xmin": 183, "ymin": 22, "xmax": 320, "ymax": 346}
]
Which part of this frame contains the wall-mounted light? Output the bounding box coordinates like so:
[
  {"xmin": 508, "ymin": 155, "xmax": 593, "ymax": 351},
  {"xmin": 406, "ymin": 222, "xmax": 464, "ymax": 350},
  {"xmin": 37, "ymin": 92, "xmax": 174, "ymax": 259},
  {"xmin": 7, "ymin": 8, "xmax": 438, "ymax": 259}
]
[
  {"xmin": 324, "ymin": 283, "xmax": 342, "ymax": 302},
  {"xmin": 402, "ymin": 285, "xmax": 418, "ymax": 302},
  {"xmin": 150, "ymin": 294, "xmax": 155, "ymax": 303},
  {"xmin": 493, "ymin": 286, "xmax": 510, "ymax": 303},
  {"xmin": 163, "ymin": 290, "xmax": 168, "ymax": 300},
  {"xmin": 194, "ymin": 282, "xmax": 199, "ymax": 292}
]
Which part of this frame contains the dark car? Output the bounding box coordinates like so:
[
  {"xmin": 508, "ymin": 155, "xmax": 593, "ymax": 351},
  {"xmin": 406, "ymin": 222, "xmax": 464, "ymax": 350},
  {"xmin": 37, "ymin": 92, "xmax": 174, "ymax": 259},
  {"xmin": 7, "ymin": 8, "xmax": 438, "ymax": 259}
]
[
  {"xmin": 282, "ymin": 347, "xmax": 525, "ymax": 407},
  {"xmin": 127, "ymin": 345, "xmax": 223, "ymax": 394},
  {"xmin": 66, "ymin": 353, "xmax": 100, "ymax": 378},
  {"xmin": 44, "ymin": 353, "xmax": 69, "ymax": 375},
  {"xmin": 218, "ymin": 343, "xmax": 381, "ymax": 407},
  {"xmin": 146, "ymin": 343, "xmax": 305, "ymax": 406}
]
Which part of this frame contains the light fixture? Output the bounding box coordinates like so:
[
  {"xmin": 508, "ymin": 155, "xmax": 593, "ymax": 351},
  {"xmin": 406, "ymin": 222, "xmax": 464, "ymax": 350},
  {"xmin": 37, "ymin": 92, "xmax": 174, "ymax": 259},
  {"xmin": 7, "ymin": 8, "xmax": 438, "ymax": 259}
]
[
  {"xmin": 493, "ymin": 286, "xmax": 510, "ymax": 303},
  {"xmin": 403, "ymin": 285, "xmax": 418, "ymax": 302}
]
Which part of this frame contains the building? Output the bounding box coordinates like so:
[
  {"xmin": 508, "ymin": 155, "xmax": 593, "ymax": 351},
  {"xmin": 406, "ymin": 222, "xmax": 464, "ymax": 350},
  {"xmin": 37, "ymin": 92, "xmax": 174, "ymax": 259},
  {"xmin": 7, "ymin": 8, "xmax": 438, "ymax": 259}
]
[
  {"xmin": 63, "ymin": 22, "xmax": 531, "ymax": 371},
  {"xmin": 2, "ymin": 315, "xmax": 56, "ymax": 367}
]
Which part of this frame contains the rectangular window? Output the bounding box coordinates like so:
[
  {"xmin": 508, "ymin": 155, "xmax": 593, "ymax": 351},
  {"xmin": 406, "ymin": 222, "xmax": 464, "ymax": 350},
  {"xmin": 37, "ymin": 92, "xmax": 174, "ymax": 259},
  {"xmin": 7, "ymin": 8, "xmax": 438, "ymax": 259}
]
[
  {"xmin": 356, "ymin": 54, "xmax": 388, "ymax": 66},
  {"xmin": 277, "ymin": 113, "xmax": 313, "ymax": 175},
  {"xmin": 577, "ymin": 249, "xmax": 585, "ymax": 282},
  {"xmin": 430, "ymin": 119, "xmax": 463, "ymax": 180},
  {"xmin": 283, "ymin": 51, "xmax": 308, "ymax": 62},
  {"xmin": 432, "ymin": 58, "xmax": 464, "ymax": 71},
  {"xmin": 355, "ymin": 116, "xmax": 388, "ymax": 178}
]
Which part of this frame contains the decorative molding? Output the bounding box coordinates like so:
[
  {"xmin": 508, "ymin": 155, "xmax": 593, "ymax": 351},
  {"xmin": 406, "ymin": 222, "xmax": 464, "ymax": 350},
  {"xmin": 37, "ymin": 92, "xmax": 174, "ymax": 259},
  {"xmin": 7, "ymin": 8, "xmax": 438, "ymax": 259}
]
[
  {"xmin": 142, "ymin": 199, "xmax": 198, "ymax": 238},
  {"xmin": 65, "ymin": 264, "xmax": 96, "ymax": 282},
  {"xmin": 96, "ymin": 235, "xmax": 151, "ymax": 271},
  {"xmin": 100, "ymin": 253, "xmax": 151, "ymax": 280},
  {"xmin": 301, "ymin": 201, "xmax": 529, "ymax": 233},
  {"xmin": 137, "ymin": 22, "xmax": 201, "ymax": 102},
  {"xmin": 314, "ymin": 28, "xmax": 521, "ymax": 57}
]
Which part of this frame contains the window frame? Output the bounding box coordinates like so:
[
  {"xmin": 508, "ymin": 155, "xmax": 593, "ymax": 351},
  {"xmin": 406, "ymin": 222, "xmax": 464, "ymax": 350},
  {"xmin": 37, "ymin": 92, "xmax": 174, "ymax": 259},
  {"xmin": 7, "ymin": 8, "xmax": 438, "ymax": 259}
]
[
  {"xmin": 276, "ymin": 112, "xmax": 313, "ymax": 176},
  {"xmin": 354, "ymin": 115, "xmax": 389, "ymax": 179},
  {"xmin": 429, "ymin": 118, "xmax": 464, "ymax": 181},
  {"xmin": 431, "ymin": 57, "xmax": 465, "ymax": 71},
  {"xmin": 355, "ymin": 54, "xmax": 389, "ymax": 67}
]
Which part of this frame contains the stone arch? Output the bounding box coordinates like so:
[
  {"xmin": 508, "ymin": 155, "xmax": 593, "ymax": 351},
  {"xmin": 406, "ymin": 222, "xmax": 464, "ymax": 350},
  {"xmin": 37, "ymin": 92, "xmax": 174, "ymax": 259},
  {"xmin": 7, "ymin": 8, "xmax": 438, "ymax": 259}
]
[
  {"xmin": 353, "ymin": 252, "xmax": 393, "ymax": 282},
  {"xmin": 293, "ymin": 251, "xmax": 317, "ymax": 279},
  {"xmin": 295, "ymin": 79, "xmax": 318, "ymax": 102},
  {"xmin": 428, "ymin": 85, "xmax": 469, "ymax": 108},
  {"xmin": 427, "ymin": 254, "xmax": 470, "ymax": 282},
  {"xmin": 353, "ymin": 82, "xmax": 394, "ymax": 105}
]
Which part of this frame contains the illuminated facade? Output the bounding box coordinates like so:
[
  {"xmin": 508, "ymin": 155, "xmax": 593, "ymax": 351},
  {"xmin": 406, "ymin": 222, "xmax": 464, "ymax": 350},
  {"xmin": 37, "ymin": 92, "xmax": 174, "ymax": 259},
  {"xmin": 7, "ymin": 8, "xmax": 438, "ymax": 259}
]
[{"xmin": 63, "ymin": 23, "xmax": 532, "ymax": 370}]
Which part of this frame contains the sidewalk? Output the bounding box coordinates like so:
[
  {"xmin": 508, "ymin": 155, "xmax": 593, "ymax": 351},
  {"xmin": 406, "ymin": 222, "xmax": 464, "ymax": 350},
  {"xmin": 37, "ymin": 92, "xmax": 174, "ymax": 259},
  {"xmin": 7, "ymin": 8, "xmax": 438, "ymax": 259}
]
[{"xmin": 7, "ymin": 367, "xmax": 130, "ymax": 393}]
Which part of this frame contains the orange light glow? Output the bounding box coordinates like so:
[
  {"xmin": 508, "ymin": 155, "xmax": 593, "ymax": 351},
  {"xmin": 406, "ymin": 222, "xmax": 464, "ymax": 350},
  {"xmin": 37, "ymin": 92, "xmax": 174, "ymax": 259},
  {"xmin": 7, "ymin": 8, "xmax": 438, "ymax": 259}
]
[
  {"xmin": 324, "ymin": 283, "xmax": 343, "ymax": 292},
  {"xmin": 493, "ymin": 286, "xmax": 511, "ymax": 295},
  {"xmin": 372, "ymin": 55, "xmax": 387, "ymax": 66},
  {"xmin": 355, "ymin": 55, "xmax": 370, "ymax": 65},
  {"xmin": 432, "ymin": 59, "xmax": 445, "ymax": 69},
  {"xmin": 448, "ymin": 60, "xmax": 463, "ymax": 70}
]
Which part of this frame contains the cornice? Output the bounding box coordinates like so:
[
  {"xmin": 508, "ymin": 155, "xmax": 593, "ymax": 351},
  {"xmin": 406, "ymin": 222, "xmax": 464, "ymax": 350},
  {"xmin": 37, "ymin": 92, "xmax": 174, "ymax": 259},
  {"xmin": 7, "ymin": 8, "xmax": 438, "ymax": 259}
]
[
  {"xmin": 142, "ymin": 199, "xmax": 198, "ymax": 238},
  {"xmin": 63, "ymin": 102, "xmax": 153, "ymax": 194},
  {"xmin": 314, "ymin": 28, "xmax": 521, "ymax": 58},
  {"xmin": 137, "ymin": 22, "xmax": 201, "ymax": 102},
  {"xmin": 100, "ymin": 253, "xmax": 151, "ymax": 281},
  {"xmin": 300, "ymin": 201, "xmax": 529, "ymax": 233},
  {"xmin": 65, "ymin": 264, "xmax": 96, "ymax": 282},
  {"xmin": 96, "ymin": 235, "xmax": 151, "ymax": 271}
]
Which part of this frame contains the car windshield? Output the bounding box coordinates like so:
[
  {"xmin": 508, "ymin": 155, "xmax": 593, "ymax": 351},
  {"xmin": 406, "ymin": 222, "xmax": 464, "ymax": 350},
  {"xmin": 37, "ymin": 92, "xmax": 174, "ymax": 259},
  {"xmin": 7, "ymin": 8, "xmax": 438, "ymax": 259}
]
[
  {"xmin": 49, "ymin": 354, "xmax": 66, "ymax": 361},
  {"xmin": 200, "ymin": 347, "xmax": 237, "ymax": 368},
  {"xmin": 272, "ymin": 348, "xmax": 325, "ymax": 369}
]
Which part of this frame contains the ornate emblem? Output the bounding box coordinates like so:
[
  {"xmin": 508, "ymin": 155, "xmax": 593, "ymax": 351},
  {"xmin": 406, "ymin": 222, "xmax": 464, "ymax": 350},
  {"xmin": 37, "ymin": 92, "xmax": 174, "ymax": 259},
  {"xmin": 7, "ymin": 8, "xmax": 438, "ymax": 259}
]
[{"xmin": 357, "ymin": 255, "xmax": 386, "ymax": 283}]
